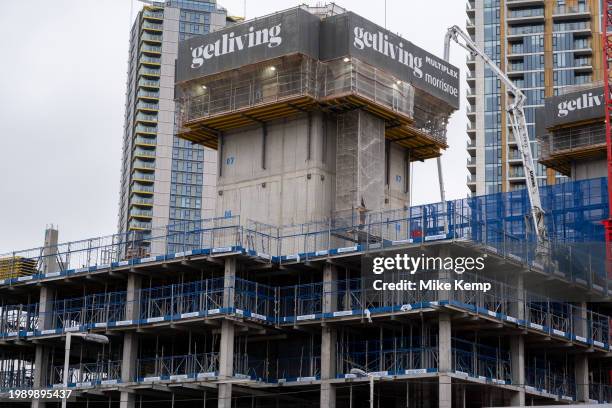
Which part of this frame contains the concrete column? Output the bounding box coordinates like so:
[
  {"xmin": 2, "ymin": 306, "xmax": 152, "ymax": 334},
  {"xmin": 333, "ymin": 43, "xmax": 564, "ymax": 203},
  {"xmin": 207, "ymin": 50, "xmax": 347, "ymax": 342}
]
[
  {"xmin": 510, "ymin": 273, "xmax": 525, "ymax": 321},
  {"xmin": 573, "ymin": 301, "xmax": 588, "ymax": 339},
  {"xmin": 32, "ymin": 285, "xmax": 54, "ymax": 408},
  {"xmin": 120, "ymin": 273, "xmax": 142, "ymax": 408},
  {"xmin": 437, "ymin": 247, "xmax": 451, "ymax": 303},
  {"xmin": 322, "ymin": 263, "xmax": 338, "ymax": 315},
  {"xmin": 218, "ymin": 320, "xmax": 235, "ymax": 408},
  {"xmin": 321, "ymin": 264, "xmax": 338, "ymax": 408},
  {"xmin": 223, "ymin": 257, "xmax": 236, "ymax": 310},
  {"xmin": 575, "ymin": 354, "xmax": 589, "ymax": 402},
  {"xmin": 219, "ymin": 257, "xmax": 236, "ymax": 408},
  {"xmin": 32, "ymin": 228, "xmax": 58, "ymax": 408},
  {"xmin": 510, "ymin": 335, "xmax": 525, "ymax": 406},
  {"xmin": 438, "ymin": 314, "xmax": 452, "ymax": 408},
  {"xmin": 120, "ymin": 333, "xmax": 139, "ymax": 408},
  {"xmin": 42, "ymin": 228, "xmax": 59, "ymax": 275},
  {"xmin": 320, "ymin": 327, "xmax": 337, "ymax": 408}
]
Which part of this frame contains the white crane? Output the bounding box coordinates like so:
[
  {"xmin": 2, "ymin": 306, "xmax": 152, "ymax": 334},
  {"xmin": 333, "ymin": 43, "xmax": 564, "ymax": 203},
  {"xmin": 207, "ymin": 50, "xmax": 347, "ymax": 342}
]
[{"xmin": 443, "ymin": 25, "xmax": 549, "ymax": 251}]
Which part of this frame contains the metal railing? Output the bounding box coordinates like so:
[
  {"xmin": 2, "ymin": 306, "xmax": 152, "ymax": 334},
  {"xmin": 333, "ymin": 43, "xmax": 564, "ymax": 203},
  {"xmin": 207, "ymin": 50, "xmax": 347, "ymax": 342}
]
[
  {"xmin": 51, "ymin": 361, "xmax": 121, "ymax": 385},
  {"xmin": 137, "ymin": 353, "xmax": 219, "ymax": 380},
  {"xmin": 177, "ymin": 54, "xmax": 428, "ymax": 139},
  {"xmin": 452, "ymin": 338, "xmax": 511, "ymax": 383},
  {"xmin": 539, "ymin": 123, "xmax": 605, "ymax": 159}
]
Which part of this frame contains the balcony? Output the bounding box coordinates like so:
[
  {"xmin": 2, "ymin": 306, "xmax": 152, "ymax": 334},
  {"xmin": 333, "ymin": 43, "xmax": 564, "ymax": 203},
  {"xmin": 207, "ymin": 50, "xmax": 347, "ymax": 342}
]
[
  {"xmin": 508, "ymin": 150, "xmax": 522, "ymax": 163},
  {"xmin": 138, "ymin": 79, "xmax": 160, "ymax": 90},
  {"xmin": 141, "ymin": 33, "xmax": 162, "ymax": 44},
  {"xmin": 466, "ymin": 18, "xmax": 475, "ymax": 35},
  {"xmin": 131, "ymin": 197, "xmax": 154, "ymax": 206},
  {"xmin": 506, "ymin": 8, "xmax": 545, "ymax": 24},
  {"xmin": 508, "ymin": 25, "xmax": 544, "ymax": 38},
  {"xmin": 136, "ymin": 101, "xmax": 159, "ymax": 113},
  {"xmin": 137, "ymin": 90, "xmax": 160, "ymax": 101},
  {"xmin": 508, "ymin": 166, "xmax": 526, "ymax": 180},
  {"xmin": 130, "ymin": 208, "xmax": 153, "ymax": 219},
  {"xmin": 506, "ymin": 0, "xmax": 544, "ymax": 7},
  {"xmin": 139, "ymin": 56, "xmax": 161, "ymax": 67},
  {"xmin": 129, "ymin": 219, "xmax": 152, "ymax": 231},
  {"xmin": 134, "ymin": 124, "xmax": 157, "ymax": 135},
  {"xmin": 136, "ymin": 113, "xmax": 157, "ymax": 124},
  {"xmin": 134, "ymin": 136, "xmax": 156, "ymax": 147},
  {"xmin": 466, "ymin": 54, "xmax": 475, "ymax": 67},
  {"xmin": 132, "ymin": 183, "xmax": 154, "ymax": 195},
  {"xmin": 133, "ymin": 171, "xmax": 155, "ymax": 184},
  {"xmin": 134, "ymin": 148, "xmax": 156, "ymax": 159},
  {"xmin": 466, "ymin": 0, "xmax": 475, "ymax": 16},
  {"xmin": 133, "ymin": 160, "xmax": 156, "ymax": 171},
  {"xmin": 141, "ymin": 44, "xmax": 162, "ymax": 55},
  {"xmin": 553, "ymin": 4, "xmax": 590, "ymax": 20},
  {"xmin": 138, "ymin": 67, "xmax": 160, "ymax": 78},
  {"xmin": 553, "ymin": 21, "xmax": 591, "ymax": 35},
  {"xmin": 143, "ymin": 9, "xmax": 163, "ymax": 21},
  {"xmin": 142, "ymin": 21, "xmax": 163, "ymax": 32}
]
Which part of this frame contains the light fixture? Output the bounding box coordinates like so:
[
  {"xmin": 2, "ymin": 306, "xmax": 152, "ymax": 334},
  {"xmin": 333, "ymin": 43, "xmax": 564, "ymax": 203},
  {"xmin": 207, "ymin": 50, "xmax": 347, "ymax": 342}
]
[
  {"xmin": 270, "ymin": 66, "xmax": 276, "ymax": 71},
  {"xmin": 343, "ymin": 57, "xmax": 350, "ymax": 62},
  {"xmin": 201, "ymin": 85, "xmax": 207, "ymax": 90},
  {"xmin": 396, "ymin": 80, "xmax": 402, "ymax": 85}
]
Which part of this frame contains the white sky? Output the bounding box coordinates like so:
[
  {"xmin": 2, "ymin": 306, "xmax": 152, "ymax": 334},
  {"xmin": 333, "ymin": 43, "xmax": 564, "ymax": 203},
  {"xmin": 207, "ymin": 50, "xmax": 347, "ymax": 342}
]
[{"xmin": 0, "ymin": 0, "xmax": 469, "ymax": 253}]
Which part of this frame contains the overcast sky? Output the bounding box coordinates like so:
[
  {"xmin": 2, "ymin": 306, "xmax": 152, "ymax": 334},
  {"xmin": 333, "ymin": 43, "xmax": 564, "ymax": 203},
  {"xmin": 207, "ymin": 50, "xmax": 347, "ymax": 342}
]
[{"xmin": 0, "ymin": 0, "xmax": 468, "ymax": 253}]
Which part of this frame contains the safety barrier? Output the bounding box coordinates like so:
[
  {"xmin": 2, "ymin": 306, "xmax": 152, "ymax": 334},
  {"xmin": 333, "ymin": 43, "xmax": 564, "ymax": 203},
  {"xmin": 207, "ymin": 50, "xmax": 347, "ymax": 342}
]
[
  {"xmin": 0, "ymin": 272, "xmax": 610, "ymax": 351},
  {"xmin": 452, "ymin": 338, "xmax": 511, "ymax": 384},
  {"xmin": 0, "ymin": 178, "xmax": 606, "ymax": 287}
]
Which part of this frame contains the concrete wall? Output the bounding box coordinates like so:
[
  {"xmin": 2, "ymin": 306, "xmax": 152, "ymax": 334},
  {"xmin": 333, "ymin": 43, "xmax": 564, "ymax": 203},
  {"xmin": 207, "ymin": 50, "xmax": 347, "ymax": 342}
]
[
  {"xmin": 216, "ymin": 112, "xmax": 336, "ymax": 226},
  {"xmin": 216, "ymin": 110, "xmax": 412, "ymax": 227},
  {"xmin": 572, "ymin": 158, "xmax": 607, "ymax": 181},
  {"xmin": 386, "ymin": 142, "xmax": 410, "ymax": 209}
]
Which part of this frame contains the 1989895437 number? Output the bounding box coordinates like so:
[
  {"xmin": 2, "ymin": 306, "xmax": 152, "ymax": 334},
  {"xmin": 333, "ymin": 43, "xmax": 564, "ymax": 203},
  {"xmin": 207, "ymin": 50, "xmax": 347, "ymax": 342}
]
[{"xmin": 9, "ymin": 389, "xmax": 73, "ymax": 399}]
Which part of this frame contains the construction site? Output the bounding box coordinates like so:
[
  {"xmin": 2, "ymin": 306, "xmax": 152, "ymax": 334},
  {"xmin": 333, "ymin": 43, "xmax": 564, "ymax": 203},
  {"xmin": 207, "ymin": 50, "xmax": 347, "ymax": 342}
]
[{"xmin": 2, "ymin": 2, "xmax": 612, "ymax": 408}]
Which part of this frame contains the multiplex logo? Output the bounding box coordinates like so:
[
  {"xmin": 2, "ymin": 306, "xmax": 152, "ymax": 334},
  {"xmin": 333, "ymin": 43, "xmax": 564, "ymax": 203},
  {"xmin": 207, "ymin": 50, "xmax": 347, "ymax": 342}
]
[
  {"xmin": 191, "ymin": 24, "xmax": 283, "ymax": 69},
  {"xmin": 558, "ymin": 91, "xmax": 604, "ymax": 117},
  {"xmin": 352, "ymin": 26, "xmax": 423, "ymax": 78}
]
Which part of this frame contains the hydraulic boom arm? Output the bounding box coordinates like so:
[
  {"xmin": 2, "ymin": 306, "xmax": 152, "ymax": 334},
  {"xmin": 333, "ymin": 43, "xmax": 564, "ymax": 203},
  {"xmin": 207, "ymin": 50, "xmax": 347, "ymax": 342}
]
[{"xmin": 444, "ymin": 25, "xmax": 548, "ymax": 247}]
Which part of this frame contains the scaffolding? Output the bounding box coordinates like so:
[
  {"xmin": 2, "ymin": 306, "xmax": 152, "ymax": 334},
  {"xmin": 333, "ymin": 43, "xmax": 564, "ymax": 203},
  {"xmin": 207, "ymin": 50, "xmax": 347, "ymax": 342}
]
[
  {"xmin": 0, "ymin": 178, "xmax": 607, "ymax": 288},
  {"xmin": 176, "ymin": 54, "xmax": 447, "ymax": 161},
  {"xmin": 538, "ymin": 122, "xmax": 606, "ymax": 175}
]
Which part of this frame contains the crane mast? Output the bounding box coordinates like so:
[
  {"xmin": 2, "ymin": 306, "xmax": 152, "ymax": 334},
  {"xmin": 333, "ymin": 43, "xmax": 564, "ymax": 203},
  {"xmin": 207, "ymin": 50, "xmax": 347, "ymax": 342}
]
[{"xmin": 444, "ymin": 25, "xmax": 549, "ymax": 249}]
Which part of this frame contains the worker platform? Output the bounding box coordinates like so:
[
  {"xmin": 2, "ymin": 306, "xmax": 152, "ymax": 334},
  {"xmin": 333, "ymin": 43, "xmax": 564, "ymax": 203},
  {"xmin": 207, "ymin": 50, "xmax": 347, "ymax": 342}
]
[{"xmin": 177, "ymin": 55, "xmax": 449, "ymax": 161}]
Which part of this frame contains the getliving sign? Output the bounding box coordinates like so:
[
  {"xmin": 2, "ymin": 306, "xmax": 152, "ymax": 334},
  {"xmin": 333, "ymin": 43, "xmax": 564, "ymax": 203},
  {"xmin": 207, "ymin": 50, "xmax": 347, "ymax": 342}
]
[
  {"xmin": 544, "ymin": 86, "xmax": 605, "ymax": 128},
  {"xmin": 176, "ymin": 8, "xmax": 460, "ymax": 109},
  {"xmin": 336, "ymin": 12, "xmax": 460, "ymax": 108},
  {"xmin": 177, "ymin": 8, "xmax": 320, "ymax": 83},
  {"xmin": 178, "ymin": 8, "xmax": 319, "ymax": 83}
]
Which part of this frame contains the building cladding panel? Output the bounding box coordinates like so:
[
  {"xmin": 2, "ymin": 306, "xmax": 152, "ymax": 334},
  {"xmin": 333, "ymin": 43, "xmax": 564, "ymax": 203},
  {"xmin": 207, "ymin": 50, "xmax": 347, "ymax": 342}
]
[
  {"xmin": 466, "ymin": 0, "xmax": 602, "ymax": 195},
  {"xmin": 118, "ymin": 0, "xmax": 226, "ymax": 250}
]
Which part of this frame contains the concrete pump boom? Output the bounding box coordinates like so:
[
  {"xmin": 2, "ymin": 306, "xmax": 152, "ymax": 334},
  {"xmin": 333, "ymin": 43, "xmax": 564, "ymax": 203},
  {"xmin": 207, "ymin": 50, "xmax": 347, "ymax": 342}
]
[{"xmin": 444, "ymin": 25, "xmax": 549, "ymax": 248}]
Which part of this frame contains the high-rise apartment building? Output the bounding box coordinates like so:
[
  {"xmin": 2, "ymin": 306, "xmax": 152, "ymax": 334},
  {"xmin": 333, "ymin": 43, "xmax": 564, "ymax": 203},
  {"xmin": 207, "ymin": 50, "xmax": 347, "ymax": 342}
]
[
  {"xmin": 118, "ymin": 1, "xmax": 227, "ymax": 253},
  {"xmin": 466, "ymin": 0, "xmax": 602, "ymax": 195}
]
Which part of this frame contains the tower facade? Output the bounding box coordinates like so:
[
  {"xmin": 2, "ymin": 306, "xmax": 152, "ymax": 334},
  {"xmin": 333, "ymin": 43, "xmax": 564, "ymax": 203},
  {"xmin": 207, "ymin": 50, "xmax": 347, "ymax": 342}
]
[
  {"xmin": 118, "ymin": 1, "xmax": 227, "ymax": 253},
  {"xmin": 467, "ymin": 0, "xmax": 603, "ymax": 195}
]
